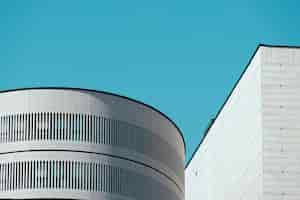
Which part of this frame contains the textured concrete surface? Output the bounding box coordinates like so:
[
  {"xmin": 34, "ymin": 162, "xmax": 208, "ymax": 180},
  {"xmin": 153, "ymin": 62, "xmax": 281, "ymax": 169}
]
[{"xmin": 186, "ymin": 45, "xmax": 300, "ymax": 200}]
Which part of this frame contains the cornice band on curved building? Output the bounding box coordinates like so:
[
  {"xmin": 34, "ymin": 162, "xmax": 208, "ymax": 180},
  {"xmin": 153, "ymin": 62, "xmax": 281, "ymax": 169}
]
[
  {"xmin": 0, "ymin": 87, "xmax": 186, "ymax": 152},
  {"xmin": 0, "ymin": 88, "xmax": 185, "ymax": 200}
]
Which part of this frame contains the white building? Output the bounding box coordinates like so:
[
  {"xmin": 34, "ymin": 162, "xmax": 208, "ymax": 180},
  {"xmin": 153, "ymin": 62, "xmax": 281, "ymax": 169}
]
[
  {"xmin": 185, "ymin": 45, "xmax": 300, "ymax": 200},
  {"xmin": 0, "ymin": 88, "xmax": 185, "ymax": 200}
]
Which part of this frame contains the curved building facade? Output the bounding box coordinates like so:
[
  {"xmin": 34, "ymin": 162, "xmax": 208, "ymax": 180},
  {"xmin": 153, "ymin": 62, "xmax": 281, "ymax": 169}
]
[{"xmin": 0, "ymin": 88, "xmax": 185, "ymax": 200}]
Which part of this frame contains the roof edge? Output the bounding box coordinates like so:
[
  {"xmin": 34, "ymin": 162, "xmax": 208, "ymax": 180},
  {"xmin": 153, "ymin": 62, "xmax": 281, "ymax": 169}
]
[
  {"xmin": 259, "ymin": 43, "xmax": 300, "ymax": 49},
  {"xmin": 185, "ymin": 43, "xmax": 300, "ymax": 168},
  {"xmin": 0, "ymin": 87, "xmax": 186, "ymax": 153},
  {"xmin": 185, "ymin": 43, "xmax": 263, "ymax": 169}
]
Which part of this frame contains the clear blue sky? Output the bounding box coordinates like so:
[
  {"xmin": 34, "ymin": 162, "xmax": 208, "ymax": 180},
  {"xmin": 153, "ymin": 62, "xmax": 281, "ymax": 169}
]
[{"xmin": 1, "ymin": 1, "xmax": 300, "ymax": 162}]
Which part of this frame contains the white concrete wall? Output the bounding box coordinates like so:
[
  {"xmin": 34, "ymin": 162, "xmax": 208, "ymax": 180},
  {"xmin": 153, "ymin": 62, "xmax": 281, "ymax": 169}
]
[
  {"xmin": 185, "ymin": 48, "xmax": 263, "ymax": 200},
  {"xmin": 186, "ymin": 46, "xmax": 300, "ymax": 200},
  {"xmin": 261, "ymin": 46, "xmax": 300, "ymax": 200}
]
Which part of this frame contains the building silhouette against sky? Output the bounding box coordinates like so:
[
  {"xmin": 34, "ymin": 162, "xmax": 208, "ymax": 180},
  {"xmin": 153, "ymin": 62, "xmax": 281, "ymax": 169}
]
[
  {"xmin": 1, "ymin": 44, "xmax": 300, "ymax": 200},
  {"xmin": 186, "ymin": 45, "xmax": 300, "ymax": 200}
]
